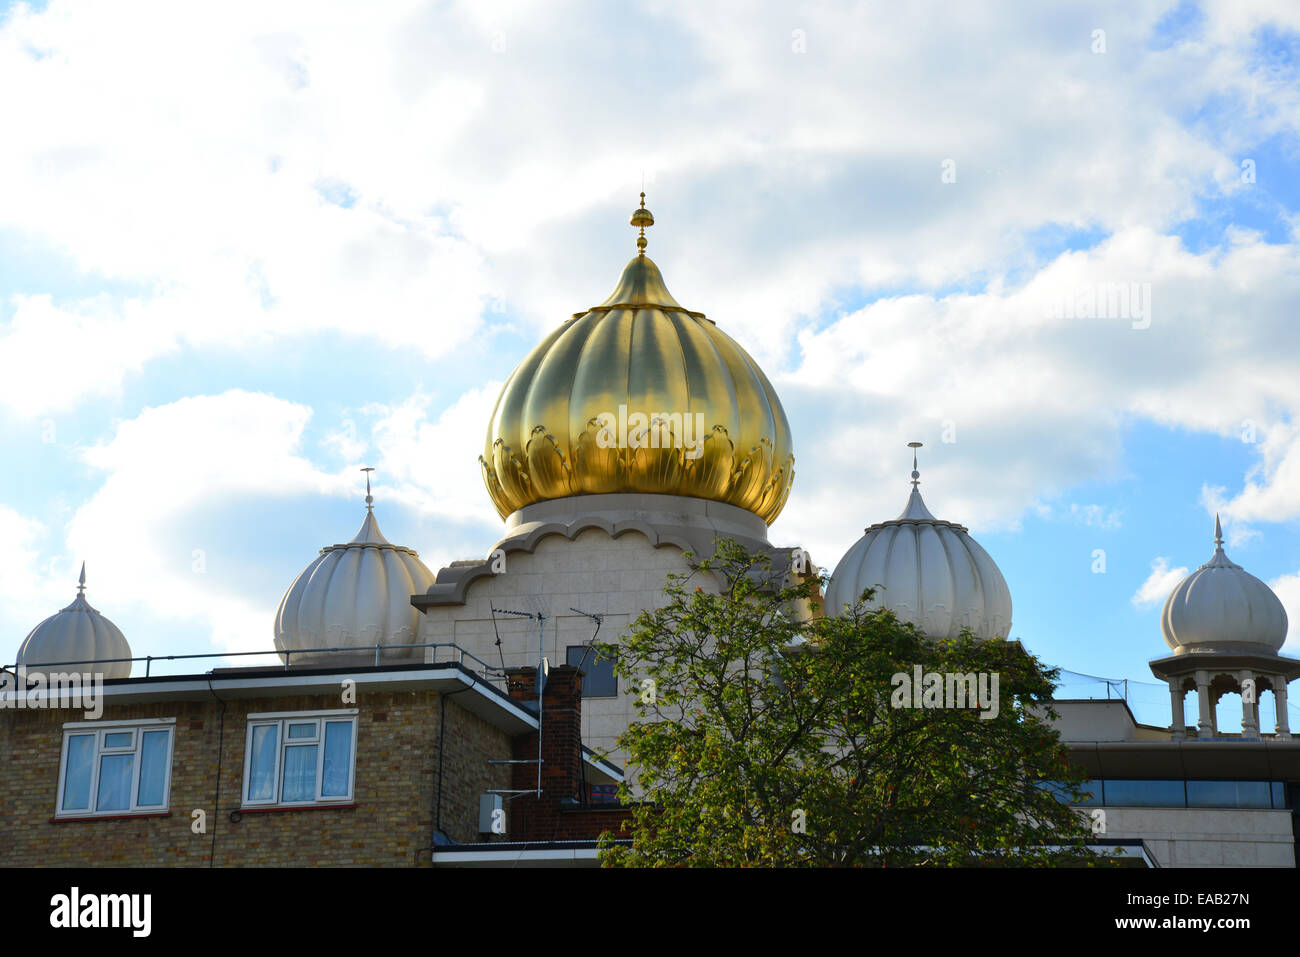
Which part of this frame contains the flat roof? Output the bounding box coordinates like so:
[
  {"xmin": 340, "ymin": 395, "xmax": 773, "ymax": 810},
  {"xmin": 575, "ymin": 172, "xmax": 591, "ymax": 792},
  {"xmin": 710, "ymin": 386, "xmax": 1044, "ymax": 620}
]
[{"xmin": 0, "ymin": 661, "xmax": 623, "ymax": 785}]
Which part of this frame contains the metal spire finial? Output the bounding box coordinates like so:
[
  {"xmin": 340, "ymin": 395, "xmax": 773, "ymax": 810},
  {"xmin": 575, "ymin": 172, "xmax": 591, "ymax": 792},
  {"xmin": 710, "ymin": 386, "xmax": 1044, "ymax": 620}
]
[
  {"xmin": 907, "ymin": 441, "xmax": 923, "ymax": 487},
  {"xmin": 77, "ymin": 560, "xmax": 86, "ymax": 594},
  {"xmin": 1214, "ymin": 513, "xmax": 1223, "ymax": 548},
  {"xmin": 361, "ymin": 466, "xmax": 375, "ymax": 511},
  {"xmin": 630, "ymin": 191, "xmax": 654, "ymax": 255}
]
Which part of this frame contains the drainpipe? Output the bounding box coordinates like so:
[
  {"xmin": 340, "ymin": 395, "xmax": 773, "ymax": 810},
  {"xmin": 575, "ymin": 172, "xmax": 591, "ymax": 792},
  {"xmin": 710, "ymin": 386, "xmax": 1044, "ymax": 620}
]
[
  {"xmin": 204, "ymin": 676, "xmax": 226, "ymax": 868},
  {"xmin": 419, "ymin": 685, "xmax": 471, "ymax": 866}
]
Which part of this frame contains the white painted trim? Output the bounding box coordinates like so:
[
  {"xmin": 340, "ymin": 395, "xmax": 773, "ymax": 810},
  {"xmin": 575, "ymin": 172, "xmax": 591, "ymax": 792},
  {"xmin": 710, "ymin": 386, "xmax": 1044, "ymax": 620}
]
[
  {"xmin": 63, "ymin": 716, "xmax": 177, "ymax": 730},
  {"xmin": 241, "ymin": 711, "xmax": 358, "ymax": 808},
  {"xmin": 54, "ymin": 723, "xmax": 174, "ymax": 819},
  {"xmin": 581, "ymin": 751, "xmax": 623, "ymax": 785},
  {"xmin": 430, "ymin": 847, "xmax": 602, "ymax": 865},
  {"xmin": 0, "ymin": 668, "xmax": 539, "ymax": 732}
]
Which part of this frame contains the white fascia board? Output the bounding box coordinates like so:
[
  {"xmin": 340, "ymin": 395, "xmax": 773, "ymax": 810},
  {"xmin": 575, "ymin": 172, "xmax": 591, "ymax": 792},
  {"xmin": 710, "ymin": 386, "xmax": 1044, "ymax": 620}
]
[
  {"xmin": 0, "ymin": 668, "xmax": 538, "ymax": 735},
  {"xmin": 430, "ymin": 847, "xmax": 602, "ymax": 866},
  {"xmin": 582, "ymin": 752, "xmax": 624, "ymax": 785}
]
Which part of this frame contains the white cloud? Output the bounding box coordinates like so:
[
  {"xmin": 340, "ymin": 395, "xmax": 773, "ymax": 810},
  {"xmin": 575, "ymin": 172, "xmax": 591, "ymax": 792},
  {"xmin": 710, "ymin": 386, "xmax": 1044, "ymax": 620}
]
[
  {"xmin": 0, "ymin": 506, "xmax": 67, "ymax": 647},
  {"xmin": 1132, "ymin": 557, "xmax": 1189, "ymax": 609},
  {"xmin": 3, "ymin": 0, "xmax": 1300, "ymax": 663},
  {"xmin": 0, "ymin": 0, "xmax": 493, "ymax": 417},
  {"xmin": 366, "ymin": 384, "xmax": 504, "ymax": 527},
  {"xmin": 1214, "ymin": 420, "xmax": 1300, "ymax": 529},
  {"xmin": 2, "ymin": 0, "xmax": 1297, "ymax": 417},
  {"xmin": 0, "ymin": 506, "xmax": 47, "ymax": 601},
  {"xmin": 32, "ymin": 385, "xmax": 512, "ymax": 660},
  {"xmin": 773, "ymin": 226, "xmax": 1300, "ymax": 569},
  {"xmin": 1066, "ymin": 504, "xmax": 1124, "ymax": 529},
  {"xmin": 0, "ymin": 293, "xmax": 180, "ymax": 416},
  {"xmin": 1268, "ymin": 569, "xmax": 1300, "ymax": 652},
  {"xmin": 66, "ymin": 390, "xmax": 344, "ymax": 656}
]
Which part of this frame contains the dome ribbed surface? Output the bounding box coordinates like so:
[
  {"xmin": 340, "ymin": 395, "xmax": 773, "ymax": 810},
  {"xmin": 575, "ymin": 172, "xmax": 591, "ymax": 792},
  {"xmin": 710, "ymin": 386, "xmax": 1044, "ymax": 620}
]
[
  {"xmin": 481, "ymin": 253, "xmax": 795, "ymax": 524},
  {"xmin": 1161, "ymin": 540, "xmax": 1288, "ymax": 654},
  {"xmin": 274, "ymin": 510, "xmax": 436, "ymax": 662},
  {"xmin": 18, "ymin": 577, "xmax": 132, "ymax": 678},
  {"xmin": 824, "ymin": 487, "xmax": 1012, "ymax": 640}
]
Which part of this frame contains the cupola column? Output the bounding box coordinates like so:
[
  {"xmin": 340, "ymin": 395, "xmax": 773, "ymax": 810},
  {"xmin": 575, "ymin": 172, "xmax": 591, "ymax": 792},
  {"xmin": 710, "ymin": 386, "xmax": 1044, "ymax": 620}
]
[
  {"xmin": 1150, "ymin": 517, "xmax": 1299, "ymax": 745},
  {"xmin": 1275, "ymin": 679, "xmax": 1291, "ymax": 739},
  {"xmin": 1167, "ymin": 680, "xmax": 1186, "ymax": 739},
  {"xmin": 1239, "ymin": 670, "xmax": 1260, "ymax": 736},
  {"xmin": 1194, "ymin": 670, "xmax": 1213, "ymax": 736}
]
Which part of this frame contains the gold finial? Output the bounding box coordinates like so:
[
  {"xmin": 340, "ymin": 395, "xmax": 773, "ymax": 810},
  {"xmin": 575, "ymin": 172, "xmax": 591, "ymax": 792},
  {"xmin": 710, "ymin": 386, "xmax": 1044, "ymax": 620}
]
[
  {"xmin": 908, "ymin": 441, "xmax": 923, "ymax": 487},
  {"xmin": 78, "ymin": 560, "xmax": 86, "ymax": 595},
  {"xmin": 630, "ymin": 191, "xmax": 654, "ymax": 255}
]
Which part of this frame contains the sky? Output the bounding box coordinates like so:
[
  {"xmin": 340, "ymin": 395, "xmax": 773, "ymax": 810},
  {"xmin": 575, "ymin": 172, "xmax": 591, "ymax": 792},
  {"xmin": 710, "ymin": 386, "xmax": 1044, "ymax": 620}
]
[{"xmin": 2, "ymin": 0, "xmax": 1299, "ymax": 730}]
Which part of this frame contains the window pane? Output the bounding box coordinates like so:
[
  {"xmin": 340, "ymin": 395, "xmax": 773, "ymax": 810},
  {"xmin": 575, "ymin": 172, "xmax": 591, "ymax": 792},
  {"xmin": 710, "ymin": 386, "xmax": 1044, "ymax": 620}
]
[
  {"xmin": 281, "ymin": 744, "xmax": 318, "ymax": 802},
  {"xmin": 62, "ymin": 734, "xmax": 94, "ymax": 811},
  {"xmin": 1272, "ymin": 782, "xmax": 1287, "ymax": 808},
  {"xmin": 103, "ymin": 731, "xmax": 133, "ymax": 749},
  {"xmin": 247, "ymin": 724, "xmax": 279, "ymax": 801},
  {"xmin": 1188, "ymin": 780, "xmax": 1271, "ymax": 809},
  {"xmin": 567, "ymin": 645, "xmax": 617, "ymax": 697},
  {"xmin": 321, "ymin": 721, "xmax": 352, "ymax": 797},
  {"xmin": 1075, "ymin": 780, "xmax": 1102, "ymax": 806},
  {"xmin": 96, "ymin": 753, "xmax": 134, "ymax": 811},
  {"xmin": 1102, "ymin": 779, "xmax": 1185, "ymax": 807},
  {"xmin": 1035, "ymin": 779, "xmax": 1102, "ymax": 806},
  {"xmin": 287, "ymin": 722, "xmax": 316, "ymax": 740},
  {"xmin": 137, "ymin": 730, "xmax": 169, "ymax": 806}
]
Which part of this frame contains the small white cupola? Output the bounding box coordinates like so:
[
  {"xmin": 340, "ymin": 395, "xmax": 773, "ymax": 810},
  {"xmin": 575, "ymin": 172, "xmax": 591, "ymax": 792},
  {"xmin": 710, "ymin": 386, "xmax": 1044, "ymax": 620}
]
[
  {"xmin": 17, "ymin": 563, "xmax": 132, "ymax": 678},
  {"xmin": 274, "ymin": 469, "xmax": 436, "ymax": 664},
  {"xmin": 824, "ymin": 443, "xmax": 1013, "ymax": 641}
]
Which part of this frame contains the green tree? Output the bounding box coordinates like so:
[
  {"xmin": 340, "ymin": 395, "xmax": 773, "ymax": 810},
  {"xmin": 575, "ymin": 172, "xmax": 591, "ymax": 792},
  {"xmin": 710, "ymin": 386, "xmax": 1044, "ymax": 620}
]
[{"xmin": 598, "ymin": 540, "xmax": 1100, "ymax": 867}]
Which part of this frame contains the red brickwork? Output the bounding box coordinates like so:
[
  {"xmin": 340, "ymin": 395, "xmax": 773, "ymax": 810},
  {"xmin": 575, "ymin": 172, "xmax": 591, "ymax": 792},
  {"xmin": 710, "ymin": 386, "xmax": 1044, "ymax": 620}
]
[{"xmin": 505, "ymin": 664, "xmax": 633, "ymax": 843}]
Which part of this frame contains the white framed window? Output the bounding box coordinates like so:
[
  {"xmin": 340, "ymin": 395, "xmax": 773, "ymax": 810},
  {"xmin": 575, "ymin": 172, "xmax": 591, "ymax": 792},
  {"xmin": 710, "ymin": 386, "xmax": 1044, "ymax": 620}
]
[
  {"xmin": 241, "ymin": 710, "xmax": 358, "ymax": 808},
  {"xmin": 56, "ymin": 718, "xmax": 175, "ymax": 818}
]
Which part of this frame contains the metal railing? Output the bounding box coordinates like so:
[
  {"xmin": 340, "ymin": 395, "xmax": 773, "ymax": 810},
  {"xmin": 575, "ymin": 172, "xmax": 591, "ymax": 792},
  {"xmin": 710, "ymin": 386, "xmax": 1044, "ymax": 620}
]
[{"xmin": 2, "ymin": 641, "xmax": 507, "ymax": 682}]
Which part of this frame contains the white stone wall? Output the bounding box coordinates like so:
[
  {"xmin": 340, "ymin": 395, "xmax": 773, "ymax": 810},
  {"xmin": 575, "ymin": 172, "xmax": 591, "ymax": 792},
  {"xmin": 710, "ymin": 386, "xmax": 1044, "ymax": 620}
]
[
  {"xmin": 419, "ymin": 527, "xmax": 718, "ymax": 772},
  {"xmin": 1087, "ymin": 806, "xmax": 1294, "ymax": 867}
]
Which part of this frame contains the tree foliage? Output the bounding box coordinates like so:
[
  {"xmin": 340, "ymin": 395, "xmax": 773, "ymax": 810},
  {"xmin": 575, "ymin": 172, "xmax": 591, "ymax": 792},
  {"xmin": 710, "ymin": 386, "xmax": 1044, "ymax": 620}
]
[{"xmin": 597, "ymin": 540, "xmax": 1100, "ymax": 867}]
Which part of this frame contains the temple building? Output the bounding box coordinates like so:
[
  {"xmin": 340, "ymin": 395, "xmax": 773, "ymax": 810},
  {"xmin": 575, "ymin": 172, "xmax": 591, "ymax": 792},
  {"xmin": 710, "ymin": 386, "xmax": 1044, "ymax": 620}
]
[
  {"xmin": 3, "ymin": 196, "xmax": 1298, "ymax": 867},
  {"xmin": 412, "ymin": 193, "xmax": 804, "ymax": 767},
  {"xmin": 1049, "ymin": 516, "xmax": 1300, "ymax": 867}
]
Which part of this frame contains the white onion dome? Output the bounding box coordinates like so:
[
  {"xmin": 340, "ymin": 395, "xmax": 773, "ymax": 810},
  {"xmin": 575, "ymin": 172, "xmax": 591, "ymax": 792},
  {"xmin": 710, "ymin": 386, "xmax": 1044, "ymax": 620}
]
[
  {"xmin": 824, "ymin": 447, "xmax": 1013, "ymax": 640},
  {"xmin": 275, "ymin": 479, "xmax": 436, "ymax": 663},
  {"xmin": 1161, "ymin": 515, "xmax": 1288, "ymax": 654},
  {"xmin": 17, "ymin": 563, "xmax": 132, "ymax": 677}
]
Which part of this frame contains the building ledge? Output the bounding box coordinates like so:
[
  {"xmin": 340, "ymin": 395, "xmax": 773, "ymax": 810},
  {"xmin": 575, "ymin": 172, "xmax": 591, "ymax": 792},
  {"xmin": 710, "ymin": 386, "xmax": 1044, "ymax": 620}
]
[{"xmin": 234, "ymin": 804, "xmax": 357, "ymax": 816}]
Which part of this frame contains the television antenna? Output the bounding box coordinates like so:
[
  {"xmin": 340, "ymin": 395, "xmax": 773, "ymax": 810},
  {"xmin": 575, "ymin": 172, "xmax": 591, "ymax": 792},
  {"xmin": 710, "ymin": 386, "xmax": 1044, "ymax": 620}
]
[{"xmin": 485, "ymin": 606, "xmax": 547, "ymax": 799}]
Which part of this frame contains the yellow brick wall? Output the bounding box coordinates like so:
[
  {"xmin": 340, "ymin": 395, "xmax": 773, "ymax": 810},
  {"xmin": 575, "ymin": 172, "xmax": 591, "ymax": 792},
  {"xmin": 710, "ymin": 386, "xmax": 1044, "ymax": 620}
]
[{"xmin": 0, "ymin": 688, "xmax": 511, "ymax": 866}]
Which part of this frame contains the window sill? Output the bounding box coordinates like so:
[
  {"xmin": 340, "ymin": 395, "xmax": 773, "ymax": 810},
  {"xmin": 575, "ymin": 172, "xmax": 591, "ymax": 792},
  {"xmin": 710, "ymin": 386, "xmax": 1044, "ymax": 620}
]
[
  {"xmin": 51, "ymin": 811, "xmax": 172, "ymax": 823},
  {"xmin": 236, "ymin": 803, "xmax": 357, "ymax": 814}
]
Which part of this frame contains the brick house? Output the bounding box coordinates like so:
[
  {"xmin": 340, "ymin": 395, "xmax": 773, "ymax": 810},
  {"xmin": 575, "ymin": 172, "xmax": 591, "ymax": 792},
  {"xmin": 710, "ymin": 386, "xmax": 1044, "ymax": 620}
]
[{"xmin": 0, "ymin": 659, "xmax": 628, "ymax": 867}]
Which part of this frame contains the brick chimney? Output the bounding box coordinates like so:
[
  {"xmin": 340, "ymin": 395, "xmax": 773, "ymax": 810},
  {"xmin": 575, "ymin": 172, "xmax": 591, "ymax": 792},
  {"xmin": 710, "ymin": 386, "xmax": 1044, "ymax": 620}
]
[
  {"xmin": 505, "ymin": 664, "xmax": 585, "ymax": 839},
  {"xmin": 500, "ymin": 663, "xmax": 634, "ymax": 844}
]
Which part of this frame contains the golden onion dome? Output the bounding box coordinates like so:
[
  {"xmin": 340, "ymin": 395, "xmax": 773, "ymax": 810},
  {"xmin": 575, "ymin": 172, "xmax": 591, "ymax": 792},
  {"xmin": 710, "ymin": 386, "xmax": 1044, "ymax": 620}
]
[{"xmin": 480, "ymin": 195, "xmax": 795, "ymax": 525}]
